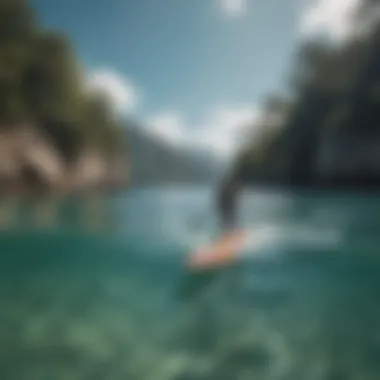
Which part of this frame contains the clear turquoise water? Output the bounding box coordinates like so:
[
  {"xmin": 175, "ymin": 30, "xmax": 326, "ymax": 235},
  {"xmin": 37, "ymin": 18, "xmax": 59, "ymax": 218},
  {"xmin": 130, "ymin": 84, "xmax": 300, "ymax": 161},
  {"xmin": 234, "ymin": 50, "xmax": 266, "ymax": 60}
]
[{"xmin": 1, "ymin": 187, "xmax": 380, "ymax": 379}]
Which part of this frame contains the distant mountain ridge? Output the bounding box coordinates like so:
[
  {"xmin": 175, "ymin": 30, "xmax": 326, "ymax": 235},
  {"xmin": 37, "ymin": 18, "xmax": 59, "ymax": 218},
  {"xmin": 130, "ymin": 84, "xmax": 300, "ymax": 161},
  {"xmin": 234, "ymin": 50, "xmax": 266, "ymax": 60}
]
[{"xmin": 123, "ymin": 122, "xmax": 223, "ymax": 185}]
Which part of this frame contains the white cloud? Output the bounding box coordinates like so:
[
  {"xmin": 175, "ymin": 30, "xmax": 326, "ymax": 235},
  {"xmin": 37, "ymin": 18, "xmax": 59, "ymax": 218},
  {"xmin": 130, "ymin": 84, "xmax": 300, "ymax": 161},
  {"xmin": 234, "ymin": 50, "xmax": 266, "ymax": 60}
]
[
  {"xmin": 219, "ymin": 0, "xmax": 247, "ymax": 18},
  {"xmin": 145, "ymin": 105, "xmax": 260, "ymax": 159},
  {"xmin": 300, "ymin": 0, "xmax": 363, "ymax": 42},
  {"xmin": 83, "ymin": 68, "xmax": 258, "ymax": 159},
  {"xmin": 85, "ymin": 68, "xmax": 139, "ymax": 113},
  {"xmin": 193, "ymin": 106, "xmax": 259, "ymax": 155},
  {"xmin": 146, "ymin": 111, "xmax": 184, "ymax": 144}
]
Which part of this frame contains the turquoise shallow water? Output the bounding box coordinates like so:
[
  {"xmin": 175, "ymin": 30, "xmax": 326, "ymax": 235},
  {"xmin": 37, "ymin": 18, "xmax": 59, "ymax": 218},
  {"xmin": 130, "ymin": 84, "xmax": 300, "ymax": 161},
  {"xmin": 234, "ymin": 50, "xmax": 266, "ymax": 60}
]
[{"xmin": 1, "ymin": 187, "xmax": 380, "ymax": 379}]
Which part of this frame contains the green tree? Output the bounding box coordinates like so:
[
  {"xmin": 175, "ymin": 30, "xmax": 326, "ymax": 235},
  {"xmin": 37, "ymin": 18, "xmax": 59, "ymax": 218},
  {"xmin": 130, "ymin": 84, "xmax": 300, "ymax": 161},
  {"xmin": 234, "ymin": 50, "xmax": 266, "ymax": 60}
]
[{"xmin": 0, "ymin": 0, "xmax": 127, "ymax": 163}]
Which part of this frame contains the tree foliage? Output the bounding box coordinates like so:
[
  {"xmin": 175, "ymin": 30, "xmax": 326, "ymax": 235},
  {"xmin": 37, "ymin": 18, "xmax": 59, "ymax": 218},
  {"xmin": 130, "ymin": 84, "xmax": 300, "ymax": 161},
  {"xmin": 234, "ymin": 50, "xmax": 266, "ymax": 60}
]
[
  {"xmin": 0, "ymin": 0, "xmax": 125, "ymax": 160},
  {"xmin": 235, "ymin": 0, "xmax": 380, "ymax": 186}
]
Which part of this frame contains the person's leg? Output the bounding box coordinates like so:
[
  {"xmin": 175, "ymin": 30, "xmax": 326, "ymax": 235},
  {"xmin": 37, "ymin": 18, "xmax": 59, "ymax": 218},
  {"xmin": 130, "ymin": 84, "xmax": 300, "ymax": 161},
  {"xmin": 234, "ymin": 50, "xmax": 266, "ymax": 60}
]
[{"xmin": 220, "ymin": 208, "xmax": 236, "ymax": 233}]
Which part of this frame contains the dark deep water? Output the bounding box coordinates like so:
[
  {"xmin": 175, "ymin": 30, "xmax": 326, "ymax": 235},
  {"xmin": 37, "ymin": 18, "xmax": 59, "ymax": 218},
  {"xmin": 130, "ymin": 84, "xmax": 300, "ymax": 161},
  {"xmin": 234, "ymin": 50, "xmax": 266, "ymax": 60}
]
[{"xmin": 0, "ymin": 187, "xmax": 380, "ymax": 379}]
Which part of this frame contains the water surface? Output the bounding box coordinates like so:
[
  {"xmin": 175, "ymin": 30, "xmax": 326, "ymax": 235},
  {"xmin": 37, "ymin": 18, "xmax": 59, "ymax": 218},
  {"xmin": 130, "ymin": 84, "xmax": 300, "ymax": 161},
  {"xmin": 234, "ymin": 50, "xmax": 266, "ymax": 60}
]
[{"xmin": 0, "ymin": 187, "xmax": 380, "ymax": 380}]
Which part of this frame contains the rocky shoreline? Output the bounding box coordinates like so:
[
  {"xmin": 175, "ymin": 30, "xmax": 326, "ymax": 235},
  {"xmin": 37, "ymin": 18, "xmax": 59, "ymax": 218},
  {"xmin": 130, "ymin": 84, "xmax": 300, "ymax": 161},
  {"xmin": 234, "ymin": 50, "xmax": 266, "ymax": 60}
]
[{"xmin": 0, "ymin": 124, "xmax": 129, "ymax": 196}]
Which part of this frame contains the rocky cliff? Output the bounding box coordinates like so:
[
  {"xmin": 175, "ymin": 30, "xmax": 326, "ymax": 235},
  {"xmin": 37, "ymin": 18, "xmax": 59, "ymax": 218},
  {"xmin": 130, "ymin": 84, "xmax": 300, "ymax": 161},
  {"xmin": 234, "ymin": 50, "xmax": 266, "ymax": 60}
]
[
  {"xmin": 0, "ymin": 1, "xmax": 128, "ymax": 194},
  {"xmin": 0, "ymin": 123, "xmax": 128, "ymax": 194},
  {"xmin": 234, "ymin": 1, "xmax": 380, "ymax": 190}
]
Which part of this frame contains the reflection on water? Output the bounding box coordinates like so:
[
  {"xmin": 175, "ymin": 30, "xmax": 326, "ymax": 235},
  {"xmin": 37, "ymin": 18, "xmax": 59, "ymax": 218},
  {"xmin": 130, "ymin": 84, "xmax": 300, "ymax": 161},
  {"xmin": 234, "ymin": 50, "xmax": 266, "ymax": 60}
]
[
  {"xmin": 0, "ymin": 193, "xmax": 113, "ymax": 234},
  {"xmin": 0, "ymin": 187, "xmax": 380, "ymax": 379}
]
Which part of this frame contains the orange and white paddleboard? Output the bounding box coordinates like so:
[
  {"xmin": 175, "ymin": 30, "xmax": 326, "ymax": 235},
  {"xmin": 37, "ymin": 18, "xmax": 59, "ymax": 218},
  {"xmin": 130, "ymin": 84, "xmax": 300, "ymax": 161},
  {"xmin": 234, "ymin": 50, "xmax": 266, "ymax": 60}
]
[{"xmin": 187, "ymin": 229, "xmax": 247, "ymax": 271}]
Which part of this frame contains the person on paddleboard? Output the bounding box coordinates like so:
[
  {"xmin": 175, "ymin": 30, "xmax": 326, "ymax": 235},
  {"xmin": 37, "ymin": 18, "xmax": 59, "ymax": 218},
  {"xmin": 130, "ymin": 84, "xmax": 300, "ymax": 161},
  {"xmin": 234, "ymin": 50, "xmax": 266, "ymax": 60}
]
[{"xmin": 216, "ymin": 176, "xmax": 241, "ymax": 232}]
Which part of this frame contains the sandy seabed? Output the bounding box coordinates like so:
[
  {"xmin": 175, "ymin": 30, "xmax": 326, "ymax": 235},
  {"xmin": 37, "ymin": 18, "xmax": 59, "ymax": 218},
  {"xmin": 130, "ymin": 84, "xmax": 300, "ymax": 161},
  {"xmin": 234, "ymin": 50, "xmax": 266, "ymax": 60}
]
[{"xmin": 0, "ymin": 261, "xmax": 380, "ymax": 380}]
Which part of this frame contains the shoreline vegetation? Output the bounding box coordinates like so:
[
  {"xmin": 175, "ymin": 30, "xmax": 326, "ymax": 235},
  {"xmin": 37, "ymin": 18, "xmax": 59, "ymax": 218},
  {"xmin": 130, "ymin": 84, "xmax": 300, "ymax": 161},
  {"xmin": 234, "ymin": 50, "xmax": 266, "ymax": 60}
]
[
  {"xmin": 233, "ymin": 1, "xmax": 380, "ymax": 190},
  {"xmin": 0, "ymin": 0, "xmax": 129, "ymax": 195}
]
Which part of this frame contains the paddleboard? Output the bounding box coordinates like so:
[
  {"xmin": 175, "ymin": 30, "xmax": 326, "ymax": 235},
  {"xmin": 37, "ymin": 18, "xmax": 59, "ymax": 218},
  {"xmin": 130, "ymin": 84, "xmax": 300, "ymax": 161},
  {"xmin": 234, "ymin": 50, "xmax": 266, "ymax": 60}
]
[{"xmin": 187, "ymin": 229, "xmax": 247, "ymax": 271}]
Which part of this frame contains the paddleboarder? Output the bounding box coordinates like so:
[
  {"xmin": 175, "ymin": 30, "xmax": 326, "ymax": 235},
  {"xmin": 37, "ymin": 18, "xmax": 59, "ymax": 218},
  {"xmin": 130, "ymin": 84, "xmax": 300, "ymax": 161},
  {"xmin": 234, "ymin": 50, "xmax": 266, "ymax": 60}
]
[{"xmin": 216, "ymin": 176, "xmax": 241, "ymax": 232}]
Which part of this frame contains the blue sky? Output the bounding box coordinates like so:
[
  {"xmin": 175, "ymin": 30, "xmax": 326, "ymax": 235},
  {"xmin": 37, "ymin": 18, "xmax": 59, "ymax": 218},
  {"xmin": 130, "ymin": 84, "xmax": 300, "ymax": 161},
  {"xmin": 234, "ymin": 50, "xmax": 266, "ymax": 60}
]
[{"xmin": 31, "ymin": 0, "xmax": 361, "ymax": 158}]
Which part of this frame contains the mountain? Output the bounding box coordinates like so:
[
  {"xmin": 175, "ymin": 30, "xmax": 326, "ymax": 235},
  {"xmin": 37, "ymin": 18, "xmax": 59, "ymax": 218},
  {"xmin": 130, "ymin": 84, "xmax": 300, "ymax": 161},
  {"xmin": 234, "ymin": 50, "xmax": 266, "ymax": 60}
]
[{"xmin": 123, "ymin": 122, "xmax": 223, "ymax": 186}]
